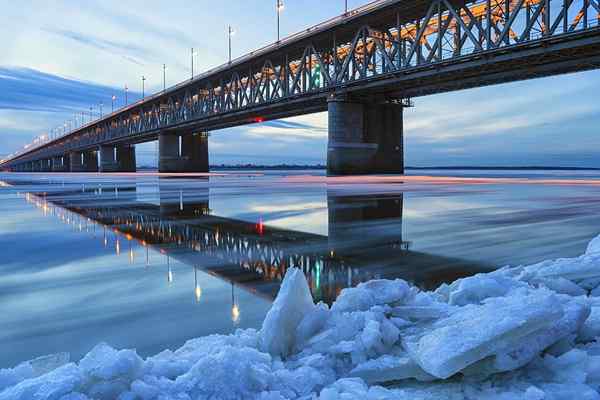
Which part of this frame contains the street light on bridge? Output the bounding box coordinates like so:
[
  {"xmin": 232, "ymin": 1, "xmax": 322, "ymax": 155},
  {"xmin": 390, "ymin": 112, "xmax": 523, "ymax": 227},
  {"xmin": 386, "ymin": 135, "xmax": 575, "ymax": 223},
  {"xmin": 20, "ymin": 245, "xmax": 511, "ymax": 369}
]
[
  {"xmin": 276, "ymin": 0, "xmax": 284, "ymax": 42},
  {"xmin": 112, "ymin": 95, "xmax": 116, "ymax": 112},
  {"xmin": 163, "ymin": 64, "xmax": 168, "ymax": 91},
  {"xmin": 100, "ymin": 102, "xmax": 103, "ymax": 118},
  {"xmin": 125, "ymin": 85, "xmax": 129, "ymax": 105},
  {"xmin": 191, "ymin": 48, "xmax": 198, "ymax": 79},
  {"xmin": 142, "ymin": 76, "xmax": 146, "ymax": 99},
  {"xmin": 228, "ymin": 26, "xmax": 236, "ymax": 64}
]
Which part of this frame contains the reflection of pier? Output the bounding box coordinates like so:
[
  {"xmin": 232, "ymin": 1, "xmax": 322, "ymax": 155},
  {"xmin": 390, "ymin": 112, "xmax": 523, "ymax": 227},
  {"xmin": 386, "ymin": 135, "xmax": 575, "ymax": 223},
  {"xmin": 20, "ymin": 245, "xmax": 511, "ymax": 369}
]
[{"xmin": 20, "ymin": 180, "xmax": 488, "ymax": 303}]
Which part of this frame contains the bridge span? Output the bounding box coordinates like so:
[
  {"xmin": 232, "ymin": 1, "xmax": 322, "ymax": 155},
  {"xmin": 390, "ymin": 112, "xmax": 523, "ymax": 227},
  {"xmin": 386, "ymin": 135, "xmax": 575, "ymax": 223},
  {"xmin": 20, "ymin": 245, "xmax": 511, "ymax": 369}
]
[{"xmin": 2, "ymin": 0, "xmax": 599, "ymax": 174}]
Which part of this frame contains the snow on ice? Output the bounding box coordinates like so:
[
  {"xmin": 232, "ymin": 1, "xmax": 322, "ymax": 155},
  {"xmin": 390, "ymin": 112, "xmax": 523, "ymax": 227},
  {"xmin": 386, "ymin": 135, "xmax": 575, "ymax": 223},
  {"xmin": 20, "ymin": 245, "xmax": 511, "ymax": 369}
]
[{"xmin": 4, "ymin": 236, "xmax": 600, "ymax": 399}]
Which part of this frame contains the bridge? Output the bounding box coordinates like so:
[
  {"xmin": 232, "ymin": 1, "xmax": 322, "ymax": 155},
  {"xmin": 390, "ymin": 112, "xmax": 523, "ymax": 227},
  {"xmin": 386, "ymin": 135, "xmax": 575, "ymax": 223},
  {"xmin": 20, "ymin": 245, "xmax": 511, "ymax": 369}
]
[
  {"xmin": 1, "ymin": 0, "xmax": 599, "ymax": 174},
  {"xmin": 11, "ymin": 179, "xmax": 489, "ymax": 302}
]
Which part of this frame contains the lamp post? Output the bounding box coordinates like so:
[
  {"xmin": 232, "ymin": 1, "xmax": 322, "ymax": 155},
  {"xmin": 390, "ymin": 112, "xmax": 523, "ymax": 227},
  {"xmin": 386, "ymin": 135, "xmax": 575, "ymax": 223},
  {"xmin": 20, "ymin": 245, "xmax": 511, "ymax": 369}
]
[
  {"xmin": 100, "ymin": 102, "xmax": 103, "ymax": 118},
  {"xmin": 191, "ymin": 48, "xmax": 198, "ymax": 79},
  {"xmin": 142, "ymin": 76, "xmax": 146, "ymax": 99},
  {"xmin": 125, "ymin": 85, "xmax": 128, "ymax": 105},
  {"xmin": 112, "ymin": 95, "xmax": 116, "ymax": 112},
  {"xmin": 228, "ymin": 26, "xmax": 236, "ymax": 63},
  {"xmin": 345, "ymin": 0, "xmax": 348, "ymax": 14},
  {"xmin": 163, "ymin": 64, "xmax": 167, "ymax": 91},
  {"xmin": 89, "ymin": 107, "xmax": 93, "ymax": 122},
  {"xmin": 276, "ymin": 0, "xmax": 284, "ymax": 42}
]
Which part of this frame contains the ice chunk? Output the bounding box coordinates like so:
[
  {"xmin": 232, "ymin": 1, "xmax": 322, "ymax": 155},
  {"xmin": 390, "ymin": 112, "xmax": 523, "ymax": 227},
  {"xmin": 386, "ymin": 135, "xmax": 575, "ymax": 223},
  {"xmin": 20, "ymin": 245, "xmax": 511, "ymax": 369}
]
[
  {"xmin": 0, "ymin": 363, "xmax": 84, "ymax": 400},
  {"xmin": 447, "ymin": 275, "xmax": 512, "ymax": 306},
  {"xmin": 390, "ymin": 305, "xmax": 450, "ymax": 322},
  {"xmin": 463, "ymin": 297, "xmax": 590, "ymax": 377},
  {"xmin": 295, "ymin": 302, "xmax": 330, "ymax": 350},
  {"xmin": 380, "ymin": 318, "xmax": 400, "ymax": 348},
  {"xmin": 403, "ymin": 290, "xmax": 563, "ymax": 379},
  {"xmin": 586, "ymin": 235, "xmax": 600, "ymax": 255},
  {"xmin": 534, "ymin": 277, "xmax": 587, "ymax": 296},
  {"xmin": 360, "ymin": 320, "xmax": 383, "ymax": 354},
  {"xmin": 0, "ymin": 353, "xmax": 70, "ymax": 393},
  {"xmin": 525, "ymin": 256, "xmax": 600, "ymax": 283},
  {"xmin": 260, "ymin": 268, "xmax": 315, "ymax": 357},
  {"xmin": 348, "ymin": 355, "xmax": 435, "ymax": 383},
  {"xmin": 331, "ymin": 280, "xmax": 411, "ymax": 313},
  {"xmin": 579, "ymin": 306, "xmax": 600, "ymax": 343},
  {"xmin": 79, "ymin": 343, "xmax": 142, "ymax": 382},
  {"xmin": 174, "ymin": 346, "xmax": 272, "ymax": 399}
]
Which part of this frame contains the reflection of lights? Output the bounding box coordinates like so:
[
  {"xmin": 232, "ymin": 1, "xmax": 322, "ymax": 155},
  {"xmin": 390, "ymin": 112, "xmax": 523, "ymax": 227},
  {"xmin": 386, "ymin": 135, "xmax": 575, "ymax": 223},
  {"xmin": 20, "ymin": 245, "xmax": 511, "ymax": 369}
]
[
  {"xmin": 167, "ymin": 256, "xmax": 173, "ymax": 284},
  {"xmin": 179, "ymin": 190, "xmax": 184, "ymax": 211},
  {"xmin": 231, "ymin": 283, "xmax": 240, "ymax": 324},
  {"xmin": 194, "ymin": 268, "xmax": 202, "ymax": 303},
  {"xmin": 116, "ymin": 238, "xmax": 121, "ymax": 255},
  {"xmin": 232, "ymin": 304, "xmax": 240, "ymax": 324}
]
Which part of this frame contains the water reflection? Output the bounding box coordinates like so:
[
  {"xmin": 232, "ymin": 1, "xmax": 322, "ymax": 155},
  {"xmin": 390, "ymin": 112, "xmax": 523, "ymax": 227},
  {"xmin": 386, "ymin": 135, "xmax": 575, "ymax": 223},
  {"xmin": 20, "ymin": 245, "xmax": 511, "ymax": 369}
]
[{"xmin": 15, "ymin": 178, "xmax": 488, "ymax": 306}]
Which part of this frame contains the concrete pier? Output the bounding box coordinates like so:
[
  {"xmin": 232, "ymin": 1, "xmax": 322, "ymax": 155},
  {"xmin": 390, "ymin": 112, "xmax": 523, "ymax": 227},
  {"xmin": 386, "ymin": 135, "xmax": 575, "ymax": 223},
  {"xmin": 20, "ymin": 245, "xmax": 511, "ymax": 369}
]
[
  {"xmin": 99, "ymin": 145, "xmax": 136, "ymax": 173},
  {"xmin": 158, "ymin": 132, "xmax": 209, "ymax": 173},
  {"xmin": 70, "ymin": 150, "xmax": 99, "ymax": 172},
  {"xmin": 327, "ymin": 96, "xmax": 404, "ymax": 175},
  {"xmin": 52, "ymin": 156, "xmax": 70, "ymax": 172}
]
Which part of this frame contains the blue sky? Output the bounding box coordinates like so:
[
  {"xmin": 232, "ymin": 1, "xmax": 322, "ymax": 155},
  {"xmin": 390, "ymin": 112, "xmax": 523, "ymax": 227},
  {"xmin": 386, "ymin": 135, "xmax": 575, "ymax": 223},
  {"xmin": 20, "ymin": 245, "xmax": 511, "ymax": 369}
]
[{"xmin": 1, "ymin": 0, "xmax": 599, "ymax": 166}]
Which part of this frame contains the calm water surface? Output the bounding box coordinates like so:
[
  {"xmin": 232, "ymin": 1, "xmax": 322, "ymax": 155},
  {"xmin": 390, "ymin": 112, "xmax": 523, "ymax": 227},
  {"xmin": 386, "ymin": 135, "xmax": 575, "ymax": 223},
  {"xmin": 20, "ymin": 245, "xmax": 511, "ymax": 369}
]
[{"xmin": 1, "ymin": 169, "xmax": 600, "ymax": 368}]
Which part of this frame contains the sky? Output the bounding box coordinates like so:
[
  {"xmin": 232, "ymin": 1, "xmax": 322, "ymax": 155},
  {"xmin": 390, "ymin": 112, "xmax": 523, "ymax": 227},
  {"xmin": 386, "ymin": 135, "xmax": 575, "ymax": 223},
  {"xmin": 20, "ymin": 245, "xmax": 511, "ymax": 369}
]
[{"xmin": 1, "ymin": 0, "xmax": 599, "ymax": 167}]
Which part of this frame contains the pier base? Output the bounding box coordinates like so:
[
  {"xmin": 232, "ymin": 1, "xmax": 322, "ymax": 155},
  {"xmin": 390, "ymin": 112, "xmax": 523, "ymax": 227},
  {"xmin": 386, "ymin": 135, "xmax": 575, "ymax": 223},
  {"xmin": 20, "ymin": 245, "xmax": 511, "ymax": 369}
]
[
  {"xmin": 70, "ymin": 150, "xmax": 98, "ymax": 172},
  {"xmin": 99, "ymin": 145, "xmax": 136, "ymax": 173},
  {"xmin": 158, "ymin": 132, "xmax": 209, "ymax": 173},
  {"xmin": 327, "ymin": 96, "xmax": 404, "ymax": 175}
]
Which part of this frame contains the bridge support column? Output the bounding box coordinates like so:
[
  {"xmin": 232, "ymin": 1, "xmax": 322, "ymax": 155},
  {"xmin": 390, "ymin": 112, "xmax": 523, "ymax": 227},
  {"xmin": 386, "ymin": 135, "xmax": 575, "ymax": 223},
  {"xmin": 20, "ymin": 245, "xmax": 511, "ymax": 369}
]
[
  {"xmin": 327, "ymin": 96, "xmax": 404, "ymax": 175},
  {"xmin": 158, "ymin": 132, "xmax": 209, "ymax": 173},
  {"xmin": 52, "ymin": 156, "xmax": 70, "ymax": 172},
  {"xmin": 99, "ymin": 144, "xmax": 136, "ymax": 173},
  {"xmin": 70, "ymin": 150, "xmax": 98, "ymax": 172}
]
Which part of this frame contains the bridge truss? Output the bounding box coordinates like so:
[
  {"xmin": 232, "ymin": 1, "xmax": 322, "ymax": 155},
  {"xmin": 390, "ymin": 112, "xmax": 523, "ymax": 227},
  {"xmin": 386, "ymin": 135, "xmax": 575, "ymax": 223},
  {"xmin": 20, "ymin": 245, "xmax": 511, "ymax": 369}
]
[{"xmin": 4, "ymin": 0, "xmax": 600, "ymax": 167}]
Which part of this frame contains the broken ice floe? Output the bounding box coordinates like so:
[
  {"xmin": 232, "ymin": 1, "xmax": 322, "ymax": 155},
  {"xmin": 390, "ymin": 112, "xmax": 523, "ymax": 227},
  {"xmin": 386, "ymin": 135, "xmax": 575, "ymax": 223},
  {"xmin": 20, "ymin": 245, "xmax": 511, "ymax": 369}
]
[{"xmin": 3, "ymin": 235, "xmax": 600, "ymax": 399}]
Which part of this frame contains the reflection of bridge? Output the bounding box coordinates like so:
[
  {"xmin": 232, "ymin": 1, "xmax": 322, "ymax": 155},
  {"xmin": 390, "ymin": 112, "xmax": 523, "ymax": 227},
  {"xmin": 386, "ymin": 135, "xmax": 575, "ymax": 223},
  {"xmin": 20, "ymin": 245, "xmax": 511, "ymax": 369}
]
[
  {"xmin": 21, "ymin": 181, "xmax": 487, "ymax": 302},
  {"xmin": 2, "ymin": 0, "xmax": 599, "ymax": 175}
]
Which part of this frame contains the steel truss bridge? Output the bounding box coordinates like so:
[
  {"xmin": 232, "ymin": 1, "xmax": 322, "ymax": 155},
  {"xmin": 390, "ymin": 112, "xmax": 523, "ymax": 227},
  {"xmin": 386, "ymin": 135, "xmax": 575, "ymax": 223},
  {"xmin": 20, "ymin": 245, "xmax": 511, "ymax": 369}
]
[{"xmin": 2, "ymin": 0, "xmax": 599, "ymax": 172}]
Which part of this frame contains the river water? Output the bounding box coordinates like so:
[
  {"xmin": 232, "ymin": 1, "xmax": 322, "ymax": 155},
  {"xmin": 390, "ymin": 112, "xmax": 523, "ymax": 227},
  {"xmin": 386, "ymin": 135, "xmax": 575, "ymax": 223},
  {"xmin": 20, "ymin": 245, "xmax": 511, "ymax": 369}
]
[{"xmin": 1, "ymin": 169, "xmax": 600, "ymax": 368}]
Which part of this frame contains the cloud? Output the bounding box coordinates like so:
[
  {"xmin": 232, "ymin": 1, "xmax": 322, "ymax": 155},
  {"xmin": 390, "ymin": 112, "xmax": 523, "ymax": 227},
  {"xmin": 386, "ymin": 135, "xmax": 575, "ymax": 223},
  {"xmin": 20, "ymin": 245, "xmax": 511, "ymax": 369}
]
[
  {"xmin": 0, "ymin": 66, "xmax": 139, "ymax": 113},
  {"xmin": 43, "ymin": 28, "xmax": 150, "ymax": 66}
]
